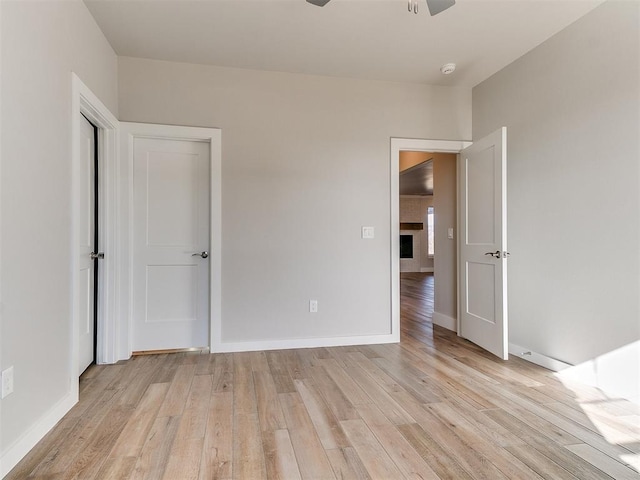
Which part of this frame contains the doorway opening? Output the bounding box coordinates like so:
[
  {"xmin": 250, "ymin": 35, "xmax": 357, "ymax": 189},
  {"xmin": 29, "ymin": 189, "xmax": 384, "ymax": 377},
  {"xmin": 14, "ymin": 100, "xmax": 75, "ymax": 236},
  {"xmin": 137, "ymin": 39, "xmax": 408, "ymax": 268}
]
[{"xmin": 398, "ymin": 151, "xmax": 436, "ymax": 340}]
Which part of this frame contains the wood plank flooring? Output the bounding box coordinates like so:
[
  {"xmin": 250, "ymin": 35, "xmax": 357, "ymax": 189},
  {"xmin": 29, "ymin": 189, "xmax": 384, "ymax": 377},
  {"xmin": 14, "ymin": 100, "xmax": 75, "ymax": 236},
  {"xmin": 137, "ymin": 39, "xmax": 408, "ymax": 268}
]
[{"xmin": 6, "ymin": 273, "xmax": 639, "ymax": 479}]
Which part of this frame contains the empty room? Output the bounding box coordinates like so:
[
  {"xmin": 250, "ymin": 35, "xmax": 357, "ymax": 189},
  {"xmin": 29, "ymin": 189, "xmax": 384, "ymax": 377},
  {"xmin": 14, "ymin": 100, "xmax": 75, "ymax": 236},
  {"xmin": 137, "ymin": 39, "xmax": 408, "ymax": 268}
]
[{"xmin": 1, "ymin": 0, "xmax": 639, "ymax": 478}]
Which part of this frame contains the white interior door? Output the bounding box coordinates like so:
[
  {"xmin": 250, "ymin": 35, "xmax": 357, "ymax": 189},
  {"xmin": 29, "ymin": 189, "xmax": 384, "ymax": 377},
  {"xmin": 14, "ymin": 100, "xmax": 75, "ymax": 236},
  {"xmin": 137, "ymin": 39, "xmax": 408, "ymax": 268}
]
[
  {"xmin": 459, "ymin": 127, "xmax": 508, "ymax": 359},
  {"xmin": 132, "ymin": 136, "xmax": 210, "ymax": 351},
  {"xmin": 78, "ymin": 115, "xmax": 96, "ymax": 373}
]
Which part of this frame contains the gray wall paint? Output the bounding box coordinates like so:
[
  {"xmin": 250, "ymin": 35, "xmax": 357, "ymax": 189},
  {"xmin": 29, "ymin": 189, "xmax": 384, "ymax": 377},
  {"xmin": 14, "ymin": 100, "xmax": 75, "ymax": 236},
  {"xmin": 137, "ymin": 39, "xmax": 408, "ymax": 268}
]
[
  {"xmin": 433, "ymin": 155, "xmax": 457, "ymax": 322},
  {"xmin": 473, "ymin": 1, "xmax": 639, "ymax": 401},
  {"xmin": 118, "ymin": 57, "xmax": 471, "ymax": 343},
  {"xmin": 1, "ymin": 0, "xmax": 118, "ymax": 459}
]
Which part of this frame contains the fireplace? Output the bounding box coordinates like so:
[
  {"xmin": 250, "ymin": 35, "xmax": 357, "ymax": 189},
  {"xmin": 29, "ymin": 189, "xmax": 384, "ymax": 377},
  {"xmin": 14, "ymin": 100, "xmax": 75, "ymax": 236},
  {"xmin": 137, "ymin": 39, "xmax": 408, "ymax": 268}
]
[{"xmin": 400, "ymin": 235, "xmax": 413, "ymax": 258}]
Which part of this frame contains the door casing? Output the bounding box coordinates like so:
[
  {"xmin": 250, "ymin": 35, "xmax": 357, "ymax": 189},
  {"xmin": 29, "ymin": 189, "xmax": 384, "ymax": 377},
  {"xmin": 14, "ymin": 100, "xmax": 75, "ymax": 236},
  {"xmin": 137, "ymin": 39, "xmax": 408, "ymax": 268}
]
[
  {"xmin": 390, "ymin": 138, "xmax": 471, "ymax": 339},
  {"xmin": 71, "ymin": 74, "xmax": 119, "ymax": 387},
  {"xmin": 119, "ymin": 122, "xmax": 222, "ymax": 358}
]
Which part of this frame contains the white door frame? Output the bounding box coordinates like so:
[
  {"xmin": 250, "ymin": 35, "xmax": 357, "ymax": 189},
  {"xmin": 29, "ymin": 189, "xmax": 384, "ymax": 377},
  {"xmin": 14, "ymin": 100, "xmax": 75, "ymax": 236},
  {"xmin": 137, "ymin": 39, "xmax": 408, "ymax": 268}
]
[
  {"xmin": 119, "ymin": 122, "xmax": 222, "ymax": 357},
  {"xmin": 390, "ymin": 138, "xmax": 471, "ymax": 338},
  {"xmin": 71, "ymin": 73, "xmax": 119, "ymax": 386}
]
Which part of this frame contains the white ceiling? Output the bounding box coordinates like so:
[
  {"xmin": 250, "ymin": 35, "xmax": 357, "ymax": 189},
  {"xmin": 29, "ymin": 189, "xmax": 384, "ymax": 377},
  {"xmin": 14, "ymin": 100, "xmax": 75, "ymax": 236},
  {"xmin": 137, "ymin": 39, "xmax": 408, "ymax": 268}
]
[{"xmin": 85, "ymin": 0, "xmax": 603, "ymax": 87}]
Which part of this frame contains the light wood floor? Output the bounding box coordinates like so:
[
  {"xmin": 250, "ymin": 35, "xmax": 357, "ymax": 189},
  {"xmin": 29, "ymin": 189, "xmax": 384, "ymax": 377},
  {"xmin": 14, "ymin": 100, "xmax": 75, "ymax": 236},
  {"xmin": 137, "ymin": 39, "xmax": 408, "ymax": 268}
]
[{"xmin": 6, "ymin": 273, "xmax": 640, "ymax": 479}]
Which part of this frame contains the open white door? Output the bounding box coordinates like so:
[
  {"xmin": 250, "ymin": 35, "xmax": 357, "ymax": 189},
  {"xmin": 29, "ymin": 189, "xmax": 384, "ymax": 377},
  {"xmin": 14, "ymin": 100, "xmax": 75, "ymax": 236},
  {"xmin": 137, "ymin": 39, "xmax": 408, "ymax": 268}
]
[
  {"xmin": 78, "ymin": 115, "xmax": 97, "ymax": 374},
  {"xmin": 130, "ymin": 133, "xmax": 211, "ymax": 351},
  {"xmin": 459, "ymin": 127, "xmax": 508, "ymax": 359}
]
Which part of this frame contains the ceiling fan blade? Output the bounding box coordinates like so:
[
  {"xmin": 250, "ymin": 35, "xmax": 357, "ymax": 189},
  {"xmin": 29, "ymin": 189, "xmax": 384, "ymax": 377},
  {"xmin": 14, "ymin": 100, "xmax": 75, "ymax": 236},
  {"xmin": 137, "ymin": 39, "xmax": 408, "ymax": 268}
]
[
  {"xmin": 306, "ymin": 0, "xmax": 331, "ymax": 6},
  {"xmin": 426, "ymin": 0, "xmax": 455, "ymax": 16}
]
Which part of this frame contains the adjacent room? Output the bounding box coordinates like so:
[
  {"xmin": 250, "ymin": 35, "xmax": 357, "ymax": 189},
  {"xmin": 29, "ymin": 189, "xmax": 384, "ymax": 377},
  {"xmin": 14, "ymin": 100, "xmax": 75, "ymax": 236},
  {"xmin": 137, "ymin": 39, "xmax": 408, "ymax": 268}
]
[{"xmin": 1, "ymin": 0, "xmax": 639, "ymax": 478}]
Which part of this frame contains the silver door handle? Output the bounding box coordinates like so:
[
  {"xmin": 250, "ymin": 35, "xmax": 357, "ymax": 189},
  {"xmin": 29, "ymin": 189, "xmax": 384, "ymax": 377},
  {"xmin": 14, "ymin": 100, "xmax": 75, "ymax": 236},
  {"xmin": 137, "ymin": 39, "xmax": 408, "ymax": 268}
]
[
  {"xmin": 90, "ymin": 252, "xmax": 104, "ymax": 260},
  {"xmin": 484, "ymin": 250, "xmax": 501, "ymax": 258},
  {"xmin": 192, "ymin": 251, "xmax": 209, "ymax": 259}
]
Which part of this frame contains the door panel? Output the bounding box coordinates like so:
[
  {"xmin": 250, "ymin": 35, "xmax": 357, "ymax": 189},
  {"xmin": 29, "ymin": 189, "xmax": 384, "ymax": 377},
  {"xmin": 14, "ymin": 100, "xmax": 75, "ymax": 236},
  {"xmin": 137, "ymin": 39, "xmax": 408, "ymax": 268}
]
[
  {"xmin": 467, "ymin": 262, "xmax": 496, "ymax": 323},
  {"xmin": 467, "ymin": 146, "xmax": 496, "ymax": 244},
  {"xmin": 146, "ymin": 265, "xmax": 198, "ymax": 322},
  {"xmin": 146, "ymin": 151, "xmax": 200, "ymax": 246},
  {"xmin": 459, "ymin": 127, "xmax": 508, "ymax": 359},
  {"xmin": 78, "ymin": 115, "xmax": 96, "ymax": 373},
  {"xmin": 132, "ymin": 137, "xmax": 210, "ymax": 351}
]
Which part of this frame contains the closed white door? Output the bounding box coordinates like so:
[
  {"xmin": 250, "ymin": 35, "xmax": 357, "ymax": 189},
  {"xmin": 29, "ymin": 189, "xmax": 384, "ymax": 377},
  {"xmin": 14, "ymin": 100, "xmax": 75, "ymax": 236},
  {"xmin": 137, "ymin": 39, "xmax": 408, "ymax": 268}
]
[
  {"xmin": 458, "ymin": 127, "xmax": 508, "ymax": 359},
  {"xmin": 78, "ymin": 115, "xmax": 96, "ymax": 373},
  {"xmin": 132, "ymin": 137, "xmax": 210, "ymax": 351}
]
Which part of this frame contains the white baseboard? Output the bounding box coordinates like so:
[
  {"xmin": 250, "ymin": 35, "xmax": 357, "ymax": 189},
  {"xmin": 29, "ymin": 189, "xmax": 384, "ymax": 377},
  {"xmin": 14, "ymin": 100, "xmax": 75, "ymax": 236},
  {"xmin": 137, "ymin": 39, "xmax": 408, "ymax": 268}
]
[
  {"xmin": 508, "ymin": 342, "xmax": 639, "ymax": 405},
  {"xmin": 432, "ymin": 312, "xmax": 456, "ymax": 331},
  {"xmin": 212, "ymin": 333, "xmax": 399, "ymax": 354},
  {"xmin": 1, "ymin": 390, "xmax": 77, "ymax": 477},
  {"xmin": 508, "ymin": 342, "xmax": 572, "ymax": 372}
]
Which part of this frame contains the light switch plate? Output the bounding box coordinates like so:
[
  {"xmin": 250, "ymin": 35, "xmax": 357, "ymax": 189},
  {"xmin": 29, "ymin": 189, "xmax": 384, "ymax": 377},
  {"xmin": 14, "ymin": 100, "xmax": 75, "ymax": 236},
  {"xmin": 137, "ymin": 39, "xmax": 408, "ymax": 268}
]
[
  {"xmin": 447, "ymin": 227, "xmax": 454, "ymax": 239},
  {"xmin": 2, "ymin": 366, "xmax": 14, "ymax": 399},
  {"xmin": 309, "ymin": 300, "xmax": 318, "ymax": 313},
  {"xmin": 362, "ymin": 226, "xmax": 375, "ymax": 239}
]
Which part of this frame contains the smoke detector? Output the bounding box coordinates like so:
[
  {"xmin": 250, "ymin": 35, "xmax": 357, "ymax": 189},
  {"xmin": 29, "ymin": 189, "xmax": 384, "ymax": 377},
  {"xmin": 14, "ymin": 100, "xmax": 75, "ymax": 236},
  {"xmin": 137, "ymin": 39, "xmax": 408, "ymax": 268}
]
[{"xmin": 440, "ymin": 63, "xmax": 456, "ymax": 75}]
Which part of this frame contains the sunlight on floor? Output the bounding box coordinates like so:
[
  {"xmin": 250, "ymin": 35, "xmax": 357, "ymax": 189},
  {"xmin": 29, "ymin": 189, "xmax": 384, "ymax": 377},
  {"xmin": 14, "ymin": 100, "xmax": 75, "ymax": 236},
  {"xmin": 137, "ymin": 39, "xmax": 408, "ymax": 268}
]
[{"xmin": 554, "ymin": 375, "xmax": 640, "ymax": 474}]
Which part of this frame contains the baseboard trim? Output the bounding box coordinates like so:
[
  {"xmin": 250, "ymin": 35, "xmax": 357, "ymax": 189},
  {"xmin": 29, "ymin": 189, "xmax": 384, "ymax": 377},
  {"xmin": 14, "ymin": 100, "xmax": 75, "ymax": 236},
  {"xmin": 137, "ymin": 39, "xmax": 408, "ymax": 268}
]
[
  {"xmin": 419, "ymin": 267, "xmax": 434, "ymax": 273},
  {"xmin": 432, "ymin": 312, "xmax": 456, "ymax": 331},
  {"xmin": 212, "ymin": 333, "xmax": 399, "ymax": 354},
  {"xmin": 508, "ymin": 342, "xmax": 572, "ymax": 372},
  {"xmin": 1, "ymin": 390, "xmax": 77, "ymax": 477},
  {"xmin": 132, "ymin": 347, "xmax": 209, "ymax": 356}
]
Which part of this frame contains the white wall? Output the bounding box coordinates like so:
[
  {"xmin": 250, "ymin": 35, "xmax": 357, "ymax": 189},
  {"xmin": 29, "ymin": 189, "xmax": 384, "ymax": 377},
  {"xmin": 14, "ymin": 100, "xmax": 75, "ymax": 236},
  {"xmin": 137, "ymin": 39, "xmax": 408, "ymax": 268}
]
[
  {"xmin": 399, "ymin": 196, "xmax": 433, "ymax": 273},
  {"xmin": 0, "ymin": 0, "xmax": 118, "ymax": 472},
  {"xmin": 473, "ymin": 0, "xmax": 640, "ymax": 402},
  {"xmin": 118, "ymin": 57, "xmax": 471, "ymax": 345}
]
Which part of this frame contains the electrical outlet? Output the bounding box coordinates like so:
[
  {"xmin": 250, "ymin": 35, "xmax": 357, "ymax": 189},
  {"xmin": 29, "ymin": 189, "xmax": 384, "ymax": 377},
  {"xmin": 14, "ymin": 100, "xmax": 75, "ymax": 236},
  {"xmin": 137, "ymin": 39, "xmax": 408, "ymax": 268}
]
[
  {"xmin": 309, "ymin": 300, "xmax": 318, "ymax": 313},
  {"xmin": 2, "ymin": 366, "xmax": 14, "ymax": 399}
]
